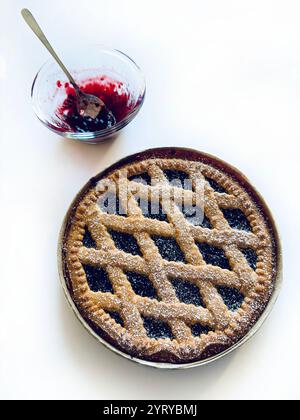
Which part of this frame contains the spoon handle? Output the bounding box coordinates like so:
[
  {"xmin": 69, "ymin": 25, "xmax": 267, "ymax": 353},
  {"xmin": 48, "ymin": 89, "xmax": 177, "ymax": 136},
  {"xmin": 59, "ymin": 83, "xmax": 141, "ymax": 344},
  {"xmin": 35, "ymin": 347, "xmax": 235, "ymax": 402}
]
[{"xmin": 21, "ymin": 8, "xmax": 78, "ymax": 88}]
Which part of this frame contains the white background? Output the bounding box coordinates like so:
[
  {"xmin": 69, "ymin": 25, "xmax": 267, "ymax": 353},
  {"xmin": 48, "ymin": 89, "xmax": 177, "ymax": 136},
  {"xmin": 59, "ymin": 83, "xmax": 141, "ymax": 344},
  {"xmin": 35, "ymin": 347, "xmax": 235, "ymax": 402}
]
[{"xmin": 0, "ymin": 0, "xmax": 299, "ymax": 400}]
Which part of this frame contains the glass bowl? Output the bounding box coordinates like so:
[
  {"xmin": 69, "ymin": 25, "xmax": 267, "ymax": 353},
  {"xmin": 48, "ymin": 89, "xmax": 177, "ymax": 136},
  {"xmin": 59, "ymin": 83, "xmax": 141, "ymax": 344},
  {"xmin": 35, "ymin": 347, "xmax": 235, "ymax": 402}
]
[{"xmin": 31, "ymin": 45, "xmax": 146, "ymax": 143}]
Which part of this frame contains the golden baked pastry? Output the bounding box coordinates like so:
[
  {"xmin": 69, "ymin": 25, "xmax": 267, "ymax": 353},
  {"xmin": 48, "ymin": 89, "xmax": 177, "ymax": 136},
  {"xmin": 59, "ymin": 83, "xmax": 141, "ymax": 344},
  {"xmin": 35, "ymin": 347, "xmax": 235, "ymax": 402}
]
[{"xmin": 60, "ymin": 148, "xmax": 280, "ymax": 365}]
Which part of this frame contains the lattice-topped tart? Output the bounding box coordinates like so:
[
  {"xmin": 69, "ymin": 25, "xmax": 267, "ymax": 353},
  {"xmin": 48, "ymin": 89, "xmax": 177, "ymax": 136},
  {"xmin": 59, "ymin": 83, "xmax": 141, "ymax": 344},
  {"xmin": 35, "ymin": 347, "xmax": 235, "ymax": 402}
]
[{"xmin": 60, "ymin": 148, "xmax": 280, "ymax": 365}]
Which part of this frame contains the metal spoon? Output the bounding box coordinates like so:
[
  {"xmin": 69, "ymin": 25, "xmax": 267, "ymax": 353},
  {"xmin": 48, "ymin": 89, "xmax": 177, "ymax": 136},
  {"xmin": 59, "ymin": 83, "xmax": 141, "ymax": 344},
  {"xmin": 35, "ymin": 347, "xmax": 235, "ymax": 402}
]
[{"xmin": 21, "ymin": 8, "xmax": 113, "ymax": 120}]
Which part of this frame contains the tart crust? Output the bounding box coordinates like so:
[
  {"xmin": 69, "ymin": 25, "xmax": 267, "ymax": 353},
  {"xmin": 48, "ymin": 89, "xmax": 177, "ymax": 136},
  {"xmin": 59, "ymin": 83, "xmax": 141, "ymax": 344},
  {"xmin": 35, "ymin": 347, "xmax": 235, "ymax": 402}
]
[{"xmin": 60, "ymin": 148, "xmax": 280, "ymax": 364}]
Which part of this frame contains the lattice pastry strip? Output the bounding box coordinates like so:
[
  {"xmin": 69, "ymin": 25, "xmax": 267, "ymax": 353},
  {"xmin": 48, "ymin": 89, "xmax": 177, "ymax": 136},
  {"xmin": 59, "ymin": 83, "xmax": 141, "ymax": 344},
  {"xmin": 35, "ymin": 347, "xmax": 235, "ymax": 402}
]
[
  {"xmin": 146, "ymin": 164, "xmax": 232, "ymax": 329},
  {"xmin": 117, "ymin": 171, "xmax": 193, "ymax": 341},
  {"xmin": 85, "ymin": 206, "xmax": 146, "ymax": 337}
]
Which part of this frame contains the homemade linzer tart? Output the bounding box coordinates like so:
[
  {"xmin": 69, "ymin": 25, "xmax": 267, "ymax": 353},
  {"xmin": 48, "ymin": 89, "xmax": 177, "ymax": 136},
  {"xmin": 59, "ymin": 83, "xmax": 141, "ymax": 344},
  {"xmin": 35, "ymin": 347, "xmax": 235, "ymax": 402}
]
[{"xmin": 60, "ymin": 148, "xmax": 280, "ymax": 366}]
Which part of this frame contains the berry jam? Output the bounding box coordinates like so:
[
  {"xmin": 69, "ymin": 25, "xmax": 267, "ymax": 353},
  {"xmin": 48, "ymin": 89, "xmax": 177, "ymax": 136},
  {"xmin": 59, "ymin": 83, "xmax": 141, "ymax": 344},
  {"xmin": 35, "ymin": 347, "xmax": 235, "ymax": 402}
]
[{"xmin": 56, "ymin": 76, "xmax": 134, "ymax": 133}]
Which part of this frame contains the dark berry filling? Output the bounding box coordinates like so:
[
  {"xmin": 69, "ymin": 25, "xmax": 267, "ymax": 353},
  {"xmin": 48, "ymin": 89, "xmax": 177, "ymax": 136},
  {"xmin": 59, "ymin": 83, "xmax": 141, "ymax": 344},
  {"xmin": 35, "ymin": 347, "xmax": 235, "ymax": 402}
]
[
  {"xmin": 138, "ymin": 198, "xmax": 168, "ymax": 222},
  {"xmin": 206, "ymin": 177, "xmax": 227, "ymax": 193},
  {"xmin": 126, "ymin": 272, "xmax": 158, "ymax": 299},
  {"xmin": 109, "ymin": 230, "xmax": 142, "ymax": 256},
  {"xmin": 171, "ymin": 279, "xmax": 205, "ymax": 307},
  {"xmin": 164, "ymin": 170, "xmax": 192, "ymax": 189},
  {"xmin": 241, "ymin": 248, "xmax": 258, "ymax": 270},
  {"xmin": 107, "ymin": 311, "xmax": 124, "ymax": 327},
  {"xmin": 83, "ymin": 265, "xmax": 113, "ymax": 293},
  {"xmin": 196, "ymin": 242, "xmax": 231, "ymax": 270},
  {"xmin": 181, "ymin": 204, "xmax": 212, "ymax": 229},
  {"xmin": 129, "ymin": 173, "xmax": 152, "ymax": 185},
  {"xmin": 217, "ymin": 286, "xmax": 244, "ymax": 311},
  {"xmin": 82, "ymin": 227, "xmax": 97, "ymax": 248},
  {"xmin": 98, "ymin": 192, "xmax": 127, "ymax": 216},
  {"xmin": 142, "ymin": 317, "xmax": 174, "ymax": 340},
  {"xmin": 152, "ymin": 236, "xmax": 186, "ymax": 263},
  {"xmin": 222, "ymin": 208, "xmax": 252, "ymax": 232},
  {"xmin": 191, "ymin": 324, "xmax": 212, "ymax": 337},
  {"xmin": 62, "ymin": 105, "xmax": 116, "ymax": 133}
]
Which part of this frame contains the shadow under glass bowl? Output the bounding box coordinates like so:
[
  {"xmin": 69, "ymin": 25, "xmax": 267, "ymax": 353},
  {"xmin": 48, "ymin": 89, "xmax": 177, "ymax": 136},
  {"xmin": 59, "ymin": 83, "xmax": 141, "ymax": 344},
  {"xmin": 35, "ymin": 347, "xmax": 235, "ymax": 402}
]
[{"xmin": 31, "ymin": 45, "xmax": 146, "ymax": 143}]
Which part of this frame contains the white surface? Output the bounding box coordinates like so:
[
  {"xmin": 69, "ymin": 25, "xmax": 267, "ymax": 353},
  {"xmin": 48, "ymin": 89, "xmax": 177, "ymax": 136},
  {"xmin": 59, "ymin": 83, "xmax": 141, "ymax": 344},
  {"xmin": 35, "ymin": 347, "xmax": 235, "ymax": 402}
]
[{"xmin": 0, "ymin": 0, "xmax": 299, "ymax": 401}]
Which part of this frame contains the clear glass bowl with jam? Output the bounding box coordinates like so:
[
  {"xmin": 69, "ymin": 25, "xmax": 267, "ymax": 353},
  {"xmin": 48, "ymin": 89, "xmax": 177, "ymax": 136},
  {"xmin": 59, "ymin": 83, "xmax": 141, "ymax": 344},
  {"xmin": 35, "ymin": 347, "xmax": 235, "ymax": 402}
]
[{"xmin": 31, "ymin": 45, "xmax": 146, "ymax": 143}]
